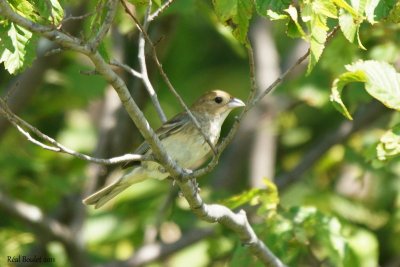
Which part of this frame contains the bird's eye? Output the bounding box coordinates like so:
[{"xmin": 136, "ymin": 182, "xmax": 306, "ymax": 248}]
[{"xmin": 214, "ymin": 96, "xmax": 223, "ymax": 104}]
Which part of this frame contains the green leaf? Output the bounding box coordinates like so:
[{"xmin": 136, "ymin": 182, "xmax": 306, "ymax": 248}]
[
  {"xmin": 0, "ymin": 22, "xmax": 37, "ymax": 74},
  {"xmin": 386, "ymin": 1, "xmax": 400, "ymax": 23},
  {"xmin": 339, "ymin": 9, "xmax": 357, "ymax": 43},
  {"xmin": 301, "ymin": 0, "xmax": 337, "ymax": 74},
  {"xmin": 213, "ymin": 0, "xmax": 254, "ymax": 44},
  {"xmin": 365, "ymin": 0, "xmax": 380, "ymax": 23},
  {"xmin": 222, "ymin": 179, "xmax": 279, "ymax": 215},
  {"xmin": 374, "ymin": 0, "xmax": 397, "ymax": 20},
  {"xmin": 330, "ymin": 60, "xmax": 400, "ymax": 120},
  {"xmin": 34, "ymin": 0, "xmax": 64, "ymax": 25},
  {"xmin": 376, "ymin": 124, "xmax": 400, "ymax": 161},
  {"xmin": 9, "ymin": 0, "xmax": 64, "ymax": 24},
  {"xmin": 285, "ymin": 5, "xmax": 306, "ymax": 38}
]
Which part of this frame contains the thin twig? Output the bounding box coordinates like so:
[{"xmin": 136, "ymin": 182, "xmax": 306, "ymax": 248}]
[
  {"xmin": 181, "ymin": 26, "xmax": 341, "ymax": 180},
  {"xmin": 44, "ymin": 48, "xmax": 63, "ymax": 57},
  {"xmin": 252, "ymin": 26, "xmax": 339, "ymax": 107},
  {"xmin": 148, "ymin": 0, "xmax": 175, "ymax": 21},
  {"xmin": 61, "ymin": 10, "xmax": 97, "ymax": 24},
  {"xmin": 110, "ymin": 59, "xmax": 142, "ymax": 78},
  {"xmin": 137, "ymin": 0, "xmax": 168, "ymax": 123},
  {"xmin": 0, "ymin": 98, "xmax": 149, "ymax": 165},
  {"xmin": 120, "ymin": 0, "xmax": 218, "ymax": 155}
]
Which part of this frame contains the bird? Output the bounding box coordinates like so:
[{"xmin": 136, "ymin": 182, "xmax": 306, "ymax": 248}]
[{"xmin": 83, "ymin": 90, "xmax": 245, "ymax": 209}]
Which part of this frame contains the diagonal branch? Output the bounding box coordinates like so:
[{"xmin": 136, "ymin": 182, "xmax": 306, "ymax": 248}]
[
  {"xmin": 183, "ymin": 26, "xmax": 341, "ymax": 181},
  {"xmin": 175, "ymin": 179, "xmax": 285, "ymax": 267},
  {"xmin": 0, "ymin": 97, "xmax": 149, "ymax": 165},
  {"xmin": 137, "ymin": 0, "xmax": 168, "ymax": 123},
  {"xmin": 110, "ymin": 59, "xmax": 142, "ymax": 78},
  {"xmin": 148, "ymin": 0, "xmax": 176, "ymax": 21},
  {"xmin": 0, "ymin": 0, "xmax": 184, "ymax": 178},
  {"xmin": 120, "ymin": 0, "xmax": 218, "ymax": 155}
]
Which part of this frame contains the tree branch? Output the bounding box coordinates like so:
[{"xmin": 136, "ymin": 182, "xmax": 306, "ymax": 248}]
[
  {"xmin": 148, "ymin": 0, "xmax": 176, "ymax": 21},
  {"xmin": 137, "ymin": 0, "xmax": 168, "ymax": 123},
  {"xmin": 110, "ymin": 59, "xmax": 142, "ymax": 79},
  {"xmin": 120, "ymin": 0, "xmax": 218, "ymax": 155},
  {"xmin": 175, "ymin": 179, "xmax": 285, "ymax": 267},
  {"xmin": 0, "ymin": 97, "xmax": 149, "ymax": 164},
  {"xmin": 0, "ymin": 2, "xmax": 342, "ymax": 266},
  {"xmin": 0, "ymin": 0, "xmax": 186, "ymax": 179}
]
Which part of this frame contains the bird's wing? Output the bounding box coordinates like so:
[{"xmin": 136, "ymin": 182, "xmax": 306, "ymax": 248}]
[{"xmin": 122, "ymin": 112, "xmax": 189, "ymax": 169}]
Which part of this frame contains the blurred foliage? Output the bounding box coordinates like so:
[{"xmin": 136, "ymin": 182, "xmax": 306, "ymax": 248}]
[{"xmin": 1, "ymin": 0, "xmax": 400, "ymax": 267}]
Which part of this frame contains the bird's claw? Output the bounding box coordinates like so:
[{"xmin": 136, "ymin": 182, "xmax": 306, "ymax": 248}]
[{"xmin": 190, "ymin": 178, "xmax": 201, "ymax": 195}]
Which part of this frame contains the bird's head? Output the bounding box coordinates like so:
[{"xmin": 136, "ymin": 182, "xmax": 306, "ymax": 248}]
[{"xmin": 191, "ymin": 90, "xmax": 245, "ymax": 117}]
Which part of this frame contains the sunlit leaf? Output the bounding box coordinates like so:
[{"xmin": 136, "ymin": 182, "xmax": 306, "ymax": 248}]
[
  {"xmin": 330, "ymin": 60, "xmax": 400, "ymax": 120},
  {"xmin": 339, "ymin": 9, "xmax": 357, "ymax": 43},
  {"xmin": 301, "ymin": 0, "xmax": 337, "ymax": 74},
  {"xmin": 0, "ymin": 22, "xmax": 37, "ymax": 74},
  {"xmin": 213, "ymin": 0, "xmax": 254, "ymax": 44},
  {"xmin": 285, "ymin": 5, "xmax": 306, "ymax": 38}
]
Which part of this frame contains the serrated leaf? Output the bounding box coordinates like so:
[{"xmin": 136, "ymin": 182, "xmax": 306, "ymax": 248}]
[
  {"xmin": 339, "ymin": 9, "xmax": 357, "ymax": 43},
  {"xmin": 301, "ymin": 0, "xmax": 337, "ymax": 74},
  {"xmin": 9, "ymin": 0, "xmax": 63, "ymax": 24},
  {"xmin": 0, "ymin": 23, "xmax": 37, "ymax": 74},
  {"xmin": 213, "ymin": 0, "xmax": 254, "ymax": 44},
  {"xmin": 330, "ymin": 60, "xmax": 400, "ymax": 119},
  {"xmin": 285, "ymin": 5, "xmax": 306, "ymax": 38},
  {"xmin": 365, "ymin": 0, "xmax": 380, "ymax": 23}
]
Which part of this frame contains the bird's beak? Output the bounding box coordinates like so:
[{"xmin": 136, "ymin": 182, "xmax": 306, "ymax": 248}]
[{"xmin": 227, "ymin": 97, "xmax": 245, "ymax": 108}]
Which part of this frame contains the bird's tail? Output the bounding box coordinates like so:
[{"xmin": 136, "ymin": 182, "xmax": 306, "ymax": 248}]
[{"xmin": 82, "ymin": 168, "xmax": 146, "ymax": 209}]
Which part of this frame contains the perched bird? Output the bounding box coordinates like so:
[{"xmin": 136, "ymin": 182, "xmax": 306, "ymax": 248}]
[{"xmin": 83, "ymin": 90, "xmax": 245, "ymax": 208}]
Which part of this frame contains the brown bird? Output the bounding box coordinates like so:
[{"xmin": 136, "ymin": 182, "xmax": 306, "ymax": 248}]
[{"xmin": 83, "ymin": 90, "xmax": 245, "ymax": 208}]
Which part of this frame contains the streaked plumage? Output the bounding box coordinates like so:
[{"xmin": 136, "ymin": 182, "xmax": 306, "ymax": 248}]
[{"xmin": 83, "ymin": 90, "xmax": 245, "ymax": 208}]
